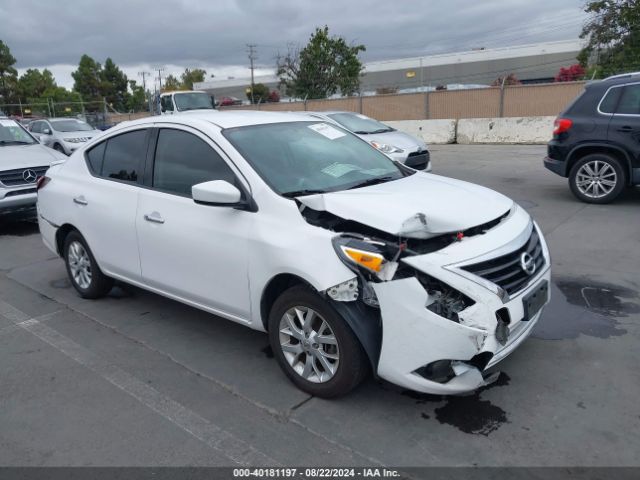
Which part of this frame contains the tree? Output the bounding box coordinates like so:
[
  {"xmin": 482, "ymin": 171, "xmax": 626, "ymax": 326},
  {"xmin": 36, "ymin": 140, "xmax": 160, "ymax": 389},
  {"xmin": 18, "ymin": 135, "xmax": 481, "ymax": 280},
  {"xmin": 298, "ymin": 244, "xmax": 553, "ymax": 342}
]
[
  {"xmin": 127, "ymin": 80, "xmax": 147, "ymax": 111},
  {"xmin": 246, "ymin": 83, "xmax": 270, "ymax": 103},
  {"xmin": 18, "ymin": 68, "xmax": 57, "ymax": 100},
  {"xmin": 0, "ymin": 40, "xmax": 18, "ymax": 105},
  {"xmin": 72, "ymin": 55, "xmax": 104, "ymax": 108},
  {"xmin": 162, "ymin": 74, "xmax": 182, "ymax": 92},
  {"xmin": 579, "ymin": 0, "xmax": 640, "ymax": 77},
  {"xmin": 277, "ymin": 26, "xmax": 365, "ymax": 99},
  {"xmin": 491, "ymin": 73, "xmax": 521, "ymax": 86},
  {"xmin": 555, "ymin": 64, "xmax": 586, "ymax": 82},
  {"xmin": 180, "ymin": 68, "xmax": 206, "ymax": 90},
  {"xmin": 101, "ymin": 58, "xmax": 129, "ymax": 112}
]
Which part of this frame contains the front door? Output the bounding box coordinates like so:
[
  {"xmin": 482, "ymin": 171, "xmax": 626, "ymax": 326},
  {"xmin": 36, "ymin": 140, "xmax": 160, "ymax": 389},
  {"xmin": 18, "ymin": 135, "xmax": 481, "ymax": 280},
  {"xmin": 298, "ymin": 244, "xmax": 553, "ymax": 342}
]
[{"xmin": 136, "ymin": 127, "xmax": 253, "ymax": 320}]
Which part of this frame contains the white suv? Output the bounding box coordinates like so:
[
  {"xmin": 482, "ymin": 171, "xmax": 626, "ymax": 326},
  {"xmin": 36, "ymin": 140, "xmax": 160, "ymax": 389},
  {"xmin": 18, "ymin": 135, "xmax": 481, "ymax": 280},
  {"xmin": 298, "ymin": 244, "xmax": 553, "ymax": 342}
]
[{"xmin": 37, "ymin": 111, "xmax": 551, "ymax": 398}]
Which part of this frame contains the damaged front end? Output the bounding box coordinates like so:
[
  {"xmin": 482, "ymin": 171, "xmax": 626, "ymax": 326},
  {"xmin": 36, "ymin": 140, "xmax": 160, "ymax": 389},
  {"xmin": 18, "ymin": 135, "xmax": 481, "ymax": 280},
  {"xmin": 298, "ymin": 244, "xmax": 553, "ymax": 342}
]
[{"xmin": 308, "ymin": 202, "xmax": 550, "ymax": 395}]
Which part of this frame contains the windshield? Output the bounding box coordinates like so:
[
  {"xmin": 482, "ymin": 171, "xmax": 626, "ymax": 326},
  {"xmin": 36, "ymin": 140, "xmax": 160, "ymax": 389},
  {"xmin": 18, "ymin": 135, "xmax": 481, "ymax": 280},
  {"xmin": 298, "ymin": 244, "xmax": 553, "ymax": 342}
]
[
  {"xmin": 223, "ymin": 121, "xmax": 408, "ymax": 197},
  {"xmin": 0, "ymin": 119, "xmax": 37, "ymax": 145},
  {"xmin": 327, "ymin": 113, "xmax": 394, "ymax": 134},
  {"xmin": 50, "ymin": 119, "xmax": 94, "ymax": 132},
  {"xmin": 174, "ymin": 92, "xmax": 214, "ymax": 111}
]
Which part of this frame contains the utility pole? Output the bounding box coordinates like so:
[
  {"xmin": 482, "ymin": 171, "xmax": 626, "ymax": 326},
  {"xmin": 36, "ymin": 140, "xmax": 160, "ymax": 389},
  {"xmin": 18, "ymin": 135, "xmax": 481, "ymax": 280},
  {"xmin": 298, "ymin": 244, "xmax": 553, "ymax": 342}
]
[
  {"xmin": 138, "ymin": 71, "xmax": 151, "ymax": 112},
  {"xmin": 247, "ymin": 44, "xmax": 257, "ymax": 104},
  {"xmin": 155, "ymin": 67, "xmax": 165, "ymax": 92}
]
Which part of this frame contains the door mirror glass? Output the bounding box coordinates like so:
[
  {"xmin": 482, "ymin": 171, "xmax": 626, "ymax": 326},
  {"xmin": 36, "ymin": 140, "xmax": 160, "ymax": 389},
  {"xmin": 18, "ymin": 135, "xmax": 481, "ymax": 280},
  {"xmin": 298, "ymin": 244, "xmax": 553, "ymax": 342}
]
[{"xmin": 192, "ymin": 180, "xmax": 242, "ymax": 205}]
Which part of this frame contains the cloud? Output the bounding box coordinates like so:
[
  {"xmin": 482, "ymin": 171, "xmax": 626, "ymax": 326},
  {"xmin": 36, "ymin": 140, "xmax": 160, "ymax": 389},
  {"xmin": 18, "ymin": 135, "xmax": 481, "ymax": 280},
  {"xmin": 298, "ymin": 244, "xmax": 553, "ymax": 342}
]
[{"xmin": 3, "ymin": 0, "xmax": 588, "ymax": 88}]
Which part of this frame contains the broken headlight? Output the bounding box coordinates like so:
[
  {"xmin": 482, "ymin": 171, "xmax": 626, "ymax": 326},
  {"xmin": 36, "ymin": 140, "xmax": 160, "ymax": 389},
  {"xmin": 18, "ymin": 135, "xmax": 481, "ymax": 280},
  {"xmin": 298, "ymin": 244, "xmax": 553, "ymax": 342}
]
[
  {"xmin": 332, "ymin": 234, "xmax": 398, "ymax": 282},
  {"xmin": 416, "ymin": 272, "xmax": 475, "ymax": 323}
]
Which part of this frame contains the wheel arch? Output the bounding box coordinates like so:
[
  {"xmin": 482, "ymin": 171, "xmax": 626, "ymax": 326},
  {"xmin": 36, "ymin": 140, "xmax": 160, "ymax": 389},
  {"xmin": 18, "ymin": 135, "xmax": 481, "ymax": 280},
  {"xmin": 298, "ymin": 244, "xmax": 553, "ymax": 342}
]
[
  {"xmin": 567, "ymin": 143, "xmax": 632, "ymax": 184},
  {"xmin": 260, "ymin": 272, "xmax": 382, "ymax": 371},
  {"xmin": 55, "ymin": 223, "xmax": 78, "ymax": 256}
]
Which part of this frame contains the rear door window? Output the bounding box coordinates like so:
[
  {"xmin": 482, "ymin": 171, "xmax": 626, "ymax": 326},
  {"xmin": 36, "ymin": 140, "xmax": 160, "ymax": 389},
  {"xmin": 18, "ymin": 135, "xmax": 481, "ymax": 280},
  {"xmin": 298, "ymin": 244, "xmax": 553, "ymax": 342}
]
[
  {"xmin": 616, "ymin": 84, "xmax": 640, "ymax": 115},
  {"xmin": 88, "ymin": 129, "xmax": 147, "ymax": 183}
]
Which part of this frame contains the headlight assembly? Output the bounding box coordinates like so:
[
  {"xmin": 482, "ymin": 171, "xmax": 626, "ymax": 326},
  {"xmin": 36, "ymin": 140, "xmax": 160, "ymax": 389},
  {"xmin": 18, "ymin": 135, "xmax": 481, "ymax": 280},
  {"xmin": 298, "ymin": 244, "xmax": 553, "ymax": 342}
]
[
  {"xmin": 332, "ymin": 234, "xmax": 398, "ymax": 282},
  {"xmin": 370, "ymin": 141, "xmax": 404, "ymax": 154}
]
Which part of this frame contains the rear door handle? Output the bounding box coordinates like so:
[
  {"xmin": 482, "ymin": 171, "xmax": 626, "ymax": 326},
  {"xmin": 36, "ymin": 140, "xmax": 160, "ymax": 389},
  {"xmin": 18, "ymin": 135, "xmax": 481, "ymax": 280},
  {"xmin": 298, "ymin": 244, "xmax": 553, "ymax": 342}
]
[
  {"xmin": 73, "ymin": 196, "xmax": 88, "ymax": 206},
  {"xmin": 143, "ymin": 212, "xmax": 165, "ymax": 224},
  {"xmin": 617, "ymin": 126, "xmax": 633, "ymax": 132}
]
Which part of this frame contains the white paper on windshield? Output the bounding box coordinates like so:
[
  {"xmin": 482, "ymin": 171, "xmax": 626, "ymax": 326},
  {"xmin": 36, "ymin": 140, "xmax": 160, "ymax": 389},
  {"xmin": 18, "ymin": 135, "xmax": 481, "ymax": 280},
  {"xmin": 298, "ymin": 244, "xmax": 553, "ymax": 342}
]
[
  {"xmin": 322, "ymin": 162, "xmax": 361, "ymax": 178},
  {"xmin": 0, "ymin": 120, "xmax": 19, "ymax": 127},
  {"xmin": 308, "ymin": 123, "xmax": 346, "ymax": 140}
]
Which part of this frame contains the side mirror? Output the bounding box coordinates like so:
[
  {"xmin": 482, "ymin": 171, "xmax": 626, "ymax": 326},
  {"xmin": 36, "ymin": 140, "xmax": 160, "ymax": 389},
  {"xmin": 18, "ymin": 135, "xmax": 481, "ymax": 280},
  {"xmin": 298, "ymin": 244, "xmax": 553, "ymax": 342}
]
[
  {"xmin": 192, "ymin": 180, "xmax": 242, "ymax": 206},
  {"xmin": 42, "ymin": 128, "xmax": 51, "ymax": 135}
]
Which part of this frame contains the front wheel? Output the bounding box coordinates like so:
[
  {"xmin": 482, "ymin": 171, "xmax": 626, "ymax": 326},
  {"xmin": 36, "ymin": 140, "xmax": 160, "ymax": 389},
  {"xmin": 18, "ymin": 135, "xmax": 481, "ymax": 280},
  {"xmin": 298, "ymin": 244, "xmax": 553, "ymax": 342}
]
[
  {"xmin": 569, "ymin": 153, "xmax": 625, "ymax": 204},
  {"xmin": 268, "ymin": 286, "xmax": 368, "ymax": 398},
  {"xmin": 63, "ymin": 231, "xmax": 114, "ymax": 299}
]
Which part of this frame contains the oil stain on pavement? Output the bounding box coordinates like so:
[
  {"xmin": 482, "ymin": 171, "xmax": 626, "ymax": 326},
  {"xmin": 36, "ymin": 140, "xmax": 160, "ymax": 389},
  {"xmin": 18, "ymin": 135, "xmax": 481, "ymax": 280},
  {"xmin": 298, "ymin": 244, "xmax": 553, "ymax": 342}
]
[
  {"xmin": 533, "ymin": 279, "xmax": 639, "ymax": 340},
  {"xmin": 402, "ymin": 372, "xmax": 511, "ymax": 436}
]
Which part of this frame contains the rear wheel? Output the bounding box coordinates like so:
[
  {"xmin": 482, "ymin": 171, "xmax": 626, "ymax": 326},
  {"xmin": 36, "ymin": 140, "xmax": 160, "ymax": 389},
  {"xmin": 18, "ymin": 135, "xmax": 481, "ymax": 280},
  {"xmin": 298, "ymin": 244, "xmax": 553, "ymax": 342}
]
[
  {"xmin": 569, "ymin": 153, "xmax": 625, "ymax": 204},
  {"xmin": 268, "ymin": 286, "xmax": 368, "ymax": 398},
  {"xmin": 63, "ymin": 231, "xmax": 113, "ymax": 299}
]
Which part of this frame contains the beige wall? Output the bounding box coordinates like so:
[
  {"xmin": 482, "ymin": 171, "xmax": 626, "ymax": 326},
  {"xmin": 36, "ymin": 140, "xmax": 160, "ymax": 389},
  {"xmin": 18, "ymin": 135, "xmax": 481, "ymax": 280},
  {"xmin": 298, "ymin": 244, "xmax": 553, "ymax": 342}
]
[{"xmin": 111, "ymin": 81, "xmax": 586, "ymax": 123}]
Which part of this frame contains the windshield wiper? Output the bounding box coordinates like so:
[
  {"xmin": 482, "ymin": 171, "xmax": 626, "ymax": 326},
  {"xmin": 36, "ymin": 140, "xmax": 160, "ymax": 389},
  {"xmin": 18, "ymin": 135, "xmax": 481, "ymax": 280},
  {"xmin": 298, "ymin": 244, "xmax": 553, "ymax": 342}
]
[
  {"xmin": 0, "ymin": 140, "xmax": 34, "ymax": 146},
  {"xmin": 347, "ymin": 176, "xmax": 396, "ymax": 190},
  {"xmin": 369, "ymin": 128, "xmax": 394, "ymax": 134},
  {"xmin": 282, "ymin": 188, "xmax": 327, "ymax": 198},
  {"xmin": 352, "ymin": 130, "xmax": 371, "ymax": 134}
]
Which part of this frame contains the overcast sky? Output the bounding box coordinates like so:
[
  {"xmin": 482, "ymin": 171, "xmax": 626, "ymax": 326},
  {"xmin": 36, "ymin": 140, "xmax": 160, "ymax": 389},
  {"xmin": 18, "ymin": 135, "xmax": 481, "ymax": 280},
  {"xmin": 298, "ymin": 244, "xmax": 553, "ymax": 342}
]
[{"xmin": 1, "ymin": 0, "xmax": 588, "ymax": 90}]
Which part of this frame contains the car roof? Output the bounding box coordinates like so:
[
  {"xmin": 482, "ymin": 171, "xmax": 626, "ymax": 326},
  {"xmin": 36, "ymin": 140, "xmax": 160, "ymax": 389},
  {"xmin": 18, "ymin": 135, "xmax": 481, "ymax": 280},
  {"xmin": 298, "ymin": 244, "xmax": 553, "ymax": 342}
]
[{"xmin": 112, "ymin": 110, "xmax": 326, "ymax": 130}]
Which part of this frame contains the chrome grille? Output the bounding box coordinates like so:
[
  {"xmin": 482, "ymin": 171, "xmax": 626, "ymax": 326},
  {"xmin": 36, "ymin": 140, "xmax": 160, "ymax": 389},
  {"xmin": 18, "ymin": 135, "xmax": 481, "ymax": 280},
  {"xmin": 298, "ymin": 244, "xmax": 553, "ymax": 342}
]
[
  {"xmin": 0, "ymin": 166, "xmax": 49, "ymax": 186},
  {"xmin": 461, "ymin": 228, "xmax": 545, "ymax": 296}
]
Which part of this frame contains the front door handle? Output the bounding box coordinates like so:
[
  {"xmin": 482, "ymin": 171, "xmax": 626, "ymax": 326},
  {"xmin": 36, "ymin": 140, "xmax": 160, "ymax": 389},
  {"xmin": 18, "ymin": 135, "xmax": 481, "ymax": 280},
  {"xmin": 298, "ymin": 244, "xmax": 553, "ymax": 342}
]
[
  {"xmin": 143, "ymin": 212, "xmax": 165, "ymax": 224},
  {"xmin": 617, "ymin": 126, "xmax": 633, "ymax": 132},
  {"xmin": 73, "ymin": 196, "xmax": 88, "ymax": 206}
]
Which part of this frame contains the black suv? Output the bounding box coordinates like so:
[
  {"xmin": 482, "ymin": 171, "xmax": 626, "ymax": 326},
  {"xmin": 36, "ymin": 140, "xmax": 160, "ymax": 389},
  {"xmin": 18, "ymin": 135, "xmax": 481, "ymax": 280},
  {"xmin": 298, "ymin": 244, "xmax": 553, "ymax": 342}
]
[{"xmin": 544, "ymin": 72, "xmax": 640, "ymax": 203}]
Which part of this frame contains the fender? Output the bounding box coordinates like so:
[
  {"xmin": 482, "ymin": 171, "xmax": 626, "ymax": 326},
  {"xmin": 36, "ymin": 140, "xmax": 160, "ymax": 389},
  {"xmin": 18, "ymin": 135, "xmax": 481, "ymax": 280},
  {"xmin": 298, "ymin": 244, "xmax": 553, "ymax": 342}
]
[
  {"xmin": 567, "ymin": 142, "xmax": 634, "ymax": 183},
  {"xmin": 328, "ymin": 299, "xmax": 382, "ymax": 373}
]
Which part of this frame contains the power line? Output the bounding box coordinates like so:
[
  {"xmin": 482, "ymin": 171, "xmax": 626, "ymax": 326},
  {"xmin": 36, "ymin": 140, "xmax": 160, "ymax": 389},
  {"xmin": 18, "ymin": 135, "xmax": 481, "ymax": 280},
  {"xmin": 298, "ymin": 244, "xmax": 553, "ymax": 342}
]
[{"xmin": 138, "ymin": 71, "xmax": 151, "ymax": 92}]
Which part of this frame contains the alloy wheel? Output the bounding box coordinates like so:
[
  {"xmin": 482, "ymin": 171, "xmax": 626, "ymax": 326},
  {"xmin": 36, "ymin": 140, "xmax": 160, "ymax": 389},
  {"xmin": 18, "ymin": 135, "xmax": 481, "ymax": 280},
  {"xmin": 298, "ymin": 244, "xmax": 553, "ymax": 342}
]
[
  {"xmin": 67, "ymin": 240, "xmax": 92, "ymax": 289},
  {"xmin": 575, "ymin": 160, "xmax": 617, "ymax": 199},
  {"xmin": 278, "ymin": 306, "xmax": 340, "ymax": 383}
]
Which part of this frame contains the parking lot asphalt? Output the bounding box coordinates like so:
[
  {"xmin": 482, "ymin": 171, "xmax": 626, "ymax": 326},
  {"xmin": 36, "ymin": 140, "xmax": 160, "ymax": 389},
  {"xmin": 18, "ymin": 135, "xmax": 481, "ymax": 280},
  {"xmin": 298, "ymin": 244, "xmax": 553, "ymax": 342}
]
[{"xmin": 1, "ymin": 144, "xmax": 639, "ymax": 467}]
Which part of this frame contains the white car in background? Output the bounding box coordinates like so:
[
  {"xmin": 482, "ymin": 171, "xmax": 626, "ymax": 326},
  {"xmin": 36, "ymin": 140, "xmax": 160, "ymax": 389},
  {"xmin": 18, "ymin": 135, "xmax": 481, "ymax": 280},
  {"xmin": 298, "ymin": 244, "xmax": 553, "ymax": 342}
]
[
  {"xmin": 306, "ymin": 111, "xmax": 432, "ymax": 171},
  {"xmin": 37, "ymin": 111, "xmax": 550, "ymax": 397},
  {"xmin": 0, "ymin": 118, "xmax": 65, "ymax": 216},
  {"xmin": 29, "ymin": 118, "xmax": 102, "ymax": 155}
]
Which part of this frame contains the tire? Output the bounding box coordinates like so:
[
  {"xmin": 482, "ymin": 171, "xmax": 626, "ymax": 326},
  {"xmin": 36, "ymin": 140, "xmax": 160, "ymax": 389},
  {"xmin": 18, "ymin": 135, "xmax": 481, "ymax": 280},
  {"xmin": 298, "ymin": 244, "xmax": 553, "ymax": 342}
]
[
  {"xmin": 63, "ymin": 230, "xmax": 113, "ymax": 299},
  {"xmin": 568, "ymin": 153, "xmax": 626, "ymax": 204},
  {"xmin": 268, "ymin": 285, "xmax": 369, "ymax": 398}
]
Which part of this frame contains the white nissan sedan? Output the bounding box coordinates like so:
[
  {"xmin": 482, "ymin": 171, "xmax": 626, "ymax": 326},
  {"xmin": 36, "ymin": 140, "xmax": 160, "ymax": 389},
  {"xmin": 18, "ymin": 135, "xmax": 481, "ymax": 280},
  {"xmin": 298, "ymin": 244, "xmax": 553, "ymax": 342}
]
[{"xmin": 37, "ymin": 111, "xmax": 551, "ymax": 398}]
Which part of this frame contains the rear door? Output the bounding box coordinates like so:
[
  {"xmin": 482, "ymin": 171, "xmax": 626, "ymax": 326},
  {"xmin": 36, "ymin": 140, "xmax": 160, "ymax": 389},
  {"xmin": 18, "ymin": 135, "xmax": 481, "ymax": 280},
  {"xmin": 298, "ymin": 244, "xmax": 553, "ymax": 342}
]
[
  {"xmin": 135, "ymin": 125, "xmax": 253, "ymax": 320},
  {"xmin": 75, "ymin": 128, "xmax": 150, "ymax": 281},
  {"xmin": 606, "ymin": 82, "xmax": 640, "ymax": 170}
]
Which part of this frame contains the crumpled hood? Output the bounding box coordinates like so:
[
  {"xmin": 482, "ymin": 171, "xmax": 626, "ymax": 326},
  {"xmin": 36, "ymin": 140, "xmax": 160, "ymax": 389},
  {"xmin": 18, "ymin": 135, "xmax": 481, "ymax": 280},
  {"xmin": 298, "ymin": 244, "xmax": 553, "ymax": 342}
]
[
  {"xmin": 359, "ymin": 130, "xmax": 427, "ymax": 152},
  {"xmin": 297, "ymin": 173, "xmax": 514, "ymax": 238},
  {"xmin": 0, "ymin": 144, "xmax": 65, "ymax": 171}
]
